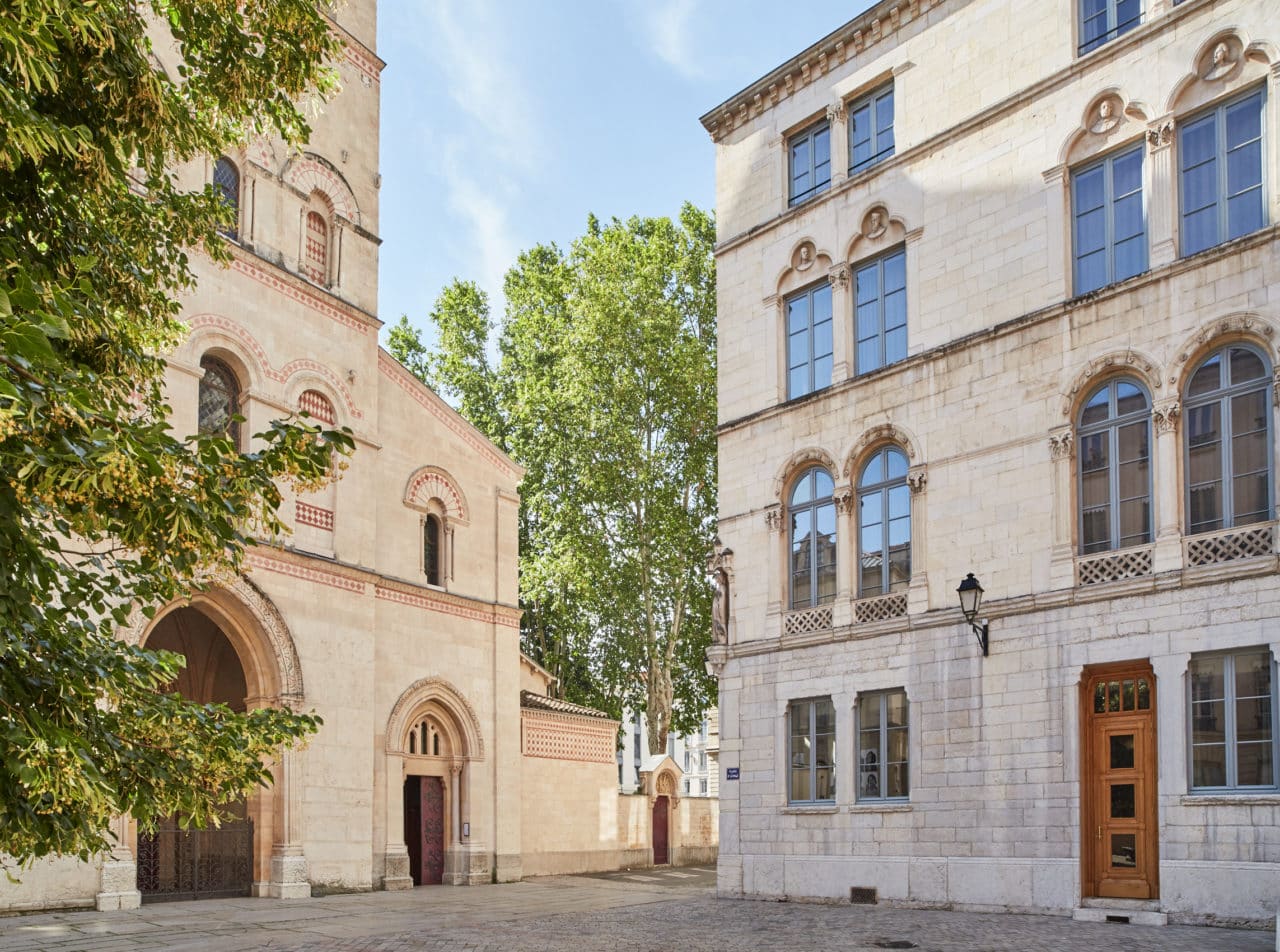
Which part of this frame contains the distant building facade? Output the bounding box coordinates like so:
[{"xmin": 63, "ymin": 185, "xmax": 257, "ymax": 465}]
[
  {"xmin": 704, "ymin": 0, "xmax": 1280, "ymax": 926},
  {"xmin": 618, "ymin": 712, "xmax": 716, "ymax": 798}
]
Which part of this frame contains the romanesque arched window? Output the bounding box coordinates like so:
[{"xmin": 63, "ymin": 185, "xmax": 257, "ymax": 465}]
[
  {"xmin": 857, "ymin": 447, "xmax": 910, "ymax": 596},
  {"xmin": 303, "ymin": 210, "xmax": 328, "ymax": 285},
  {"xmin": 1077, "ymin": 379, "xmax": 1151, "ymax": 553},
  {"xmin": 789, "ymin": 467, "xmax": 836, "ymax": 609},
  {"xmin": 1185, "ymin": 346, "xmax": 1272, "ymax": 534},
  {"xmin": 424, "ymin": 514, "xmax": 443, "ymax": 586},
  {"xmin": 198, "ymin": 355, "xmax": 241, "ymax": 450},
  {"xmin": 213, "ymin": 157, "xmax": 240, "ymax": 240}
]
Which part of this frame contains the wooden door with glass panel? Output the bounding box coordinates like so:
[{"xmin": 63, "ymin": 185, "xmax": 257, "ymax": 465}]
[{"xmin": 1081, "ymin": 663, "xmax": 1158, "ymax": 900}]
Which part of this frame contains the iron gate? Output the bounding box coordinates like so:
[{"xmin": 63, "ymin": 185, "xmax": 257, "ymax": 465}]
[{"xmin": 137, "ymin": 817, "xmax": 254, "ymax": 902}]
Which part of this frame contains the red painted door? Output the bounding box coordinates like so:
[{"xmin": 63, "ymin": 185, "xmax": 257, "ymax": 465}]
[
  {"xmin": 421, "ymin": 776, "xmax": 445, "ymax": 886},
  {"xmin": 652, "ymin": 795, "xmax": 669, "ymax": 865}
]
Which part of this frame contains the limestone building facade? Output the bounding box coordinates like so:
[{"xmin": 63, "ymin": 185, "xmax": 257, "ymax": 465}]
[
  {"xmin": 4, "ymin": 0, "xmax": 529, "ymax": 912},
  {"xmin": 703, "ymin": 0, "xmax": 1280, "ymax": 926}
]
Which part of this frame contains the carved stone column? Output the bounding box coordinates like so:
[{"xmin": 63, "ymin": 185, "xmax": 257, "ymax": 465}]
[
  {"xmin": 1041, "ymin": 165, "xmax": 1069, "ymax": 302},
  {"xmin": 95, "ymin": 813, "xmax": 141, "ymax": 911},
  {"xmin": 1152, "ymin": 400, "xmax": 1183, "ymax": 573},
  {"xmin": 450, "ymin": 763, "xmax": 463, "ymax": 846},
  {"xmin": 907, "ymin": 465, "xmax": 930, "ymax": 614},
  {"xmin": 827, "ymin": 102, "xmax": 849, "ymax": 188},
  {"xmin": 765, "ymin": 505, "xmax": 783, "ymax": 618},
  {"xmin": 1146, "ymin": 117, "xmax": 1177, "ymax": 268},
  {"xmin": 267, "ymin": 744, "xmax": 310, "ymax": 899},
  {"xmin": 829, "ymin": 264, "xmax": 851, "ymax": 381},
  {"xmin": 833, "ymin": 488, "xmax": 854, "ymax": 628},
  {"xmin": 1048, "ymin": 426, "xmax": 1076, "ymax": 589}
]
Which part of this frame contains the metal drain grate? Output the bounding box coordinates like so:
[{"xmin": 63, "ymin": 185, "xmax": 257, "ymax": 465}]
[
  {"xmin": 850, "ymin": 886, "xmax": 878, "ymax": 904},
  {"xmin": 873, "ymin": 941, "xmax": 917, "ymax": 950}
]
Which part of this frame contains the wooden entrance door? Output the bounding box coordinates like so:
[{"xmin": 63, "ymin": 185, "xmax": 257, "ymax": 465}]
[
  {"xmin": 1081, "ymin": 662, "xmax": 1158, "ymax": 900},
  {"xmin": 652, "ymin": 795, "xmax": 669, "ymax": 865},
  {"xmin": 404, "ymin": 776, "xmax": 446, "ymax": 885}
]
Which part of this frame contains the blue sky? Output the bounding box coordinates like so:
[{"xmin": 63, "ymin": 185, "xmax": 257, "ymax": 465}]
[{"xmin": 375, "ymin": 0, "xmax": 876, "ymax": 343}]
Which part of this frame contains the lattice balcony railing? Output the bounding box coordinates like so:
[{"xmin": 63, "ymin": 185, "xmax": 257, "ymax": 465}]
[
  {"xmin": 854, "ymin": 592, "xmax": 908, "ymax": 624},
  {"xmin": 784, "ymin": 605, "xmax": 833, "ymax": 636},
  {"xmin": 1184, "ymin": 523, "xmax": 1276, "ymax": 567},
  {"xmin": 1075, "ymin": 545, "xmax": 1153, "ymax": 586}
]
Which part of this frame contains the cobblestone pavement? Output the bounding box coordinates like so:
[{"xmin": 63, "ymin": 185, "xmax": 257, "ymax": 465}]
[{"xmin": 1, "ymin": 866, "xmax": 1272, "ymax": 952}]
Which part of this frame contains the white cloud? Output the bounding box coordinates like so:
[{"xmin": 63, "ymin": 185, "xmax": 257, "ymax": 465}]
[
  {"xmin": 440, "ymin": 143, "xmax": 523, "ymax": 314},
  {"xmin": 638, "ymin": 0, "xmax": 706, "ymax": 80}
]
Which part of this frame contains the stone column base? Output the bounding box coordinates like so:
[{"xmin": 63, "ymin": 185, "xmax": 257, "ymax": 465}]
[
  {"xmin": 96, "ymin": 852, "xmax": 141, "ymax": 911},
  {"xmin": 267, "ymin": 850, "xmax": 311, "ymax": 899},
  {"xmin": 443, "ymin": 845, "xmax": 491, "ymax": 885},
  {"xmin": 382, "ymin": 849, "xmax": 413, "ymax": 891},
  {"xmin": 493, "ymin": 853, "xmax": 523, "ymax": 884}
]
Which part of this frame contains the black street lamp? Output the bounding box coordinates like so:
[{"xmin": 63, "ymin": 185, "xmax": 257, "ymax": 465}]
[{"xmin": 956, "ymin": 573, "xmax": 990, "ymax": 656}]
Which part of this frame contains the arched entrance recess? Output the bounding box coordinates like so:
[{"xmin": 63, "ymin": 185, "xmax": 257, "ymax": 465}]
[
  {"xmin": 102, "ymin": 581, "xmax": 310, "ymax": 906},
  {"xmin": 382, "ymin": 677, "xmax": 486, "ymax": 888}
]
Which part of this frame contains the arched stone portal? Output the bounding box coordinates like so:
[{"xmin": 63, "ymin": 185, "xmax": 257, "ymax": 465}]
[{"xmin": 96, "ymin": 582, "xmax": 310, "ymax": 910}]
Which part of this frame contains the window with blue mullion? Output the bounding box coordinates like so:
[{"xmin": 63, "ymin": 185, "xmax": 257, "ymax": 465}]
[
  {"xmin": 849, "ymin": 86, "xmax": 894, "ymax": 173},
  {"xmin": 1078, "ymin": 0, "xmax": 1141, "ymax": 55},
  {"xmin": 786, "ymin": 283, "xmax": 833, "ymax": 399},
  {"xmin": 1180, "ymin": 88, "xmax": 1266, "ymax": 258},
  {"xmin": 789, "ymin": 122, "xmax": 831, "ymax": 206},
  {"xmin": 1072, "ymin": 145, "xmax": 1147, "ymax": 296},
  {"xmin": 855, "ymin": 249, "xmax": 907, "ymax": 375}
]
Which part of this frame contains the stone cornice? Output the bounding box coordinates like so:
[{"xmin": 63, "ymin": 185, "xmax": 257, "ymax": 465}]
[
  {"xmin": 716, "ymin": 223, "xmax": 1280, "ymax": 439},
  {"xmin": 323, "ymin": 13, "xmax": 385, "ymax": 86},
  {"xmin": 699, "ymin": 0, "xmax": 951, "ymax": 142}
]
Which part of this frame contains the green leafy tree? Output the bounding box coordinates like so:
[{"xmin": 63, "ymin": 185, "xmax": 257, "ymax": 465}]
[
  {"xmin": 0, "ymin": 2, "xmax": 351, "ymax": 864},
  {"xmin": 390, "ymin": 205, "xmax": 717, "ymax": 753}
]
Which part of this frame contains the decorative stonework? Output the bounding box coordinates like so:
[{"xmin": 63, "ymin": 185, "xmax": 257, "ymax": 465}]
[
  {"xmin": 1166, "ymin": 314, "xmax": 1277, "ymax": 389},
  {"xmin": 907, "ymin": 466, "xmax": 927, "ymax": 494},
  {"xmin": 1060, "ymin": 349, "xmax": 1159, "ymax": 417},
  {"xmin": 783, "ymin": 604, "xmax": 833, "ymax": 635},
  {"xmin": 521, "ymin": 708, "xmax": 616, "ymax": 764},
  {"xmin": 1203, "ymin": 40, "xmax": 1237, "ymax": 82},
  {"xmin": 826, "ymin": 102, "xmax": 845, "ymax": 125},
  {"xmin": 862, "ymin": 206, "xmax": 889, "ymax": 240},
  {"xmin": 833, "ymin": 489, "xmax": 854, "ymax": 515},
  {"xmin": 844, "ymin": 424, "xmax": 919, "ymax": 478},
  {"xmin": 1152, "ymin": 401, "xmax": 1181, "ymax": 434},
  {"xmin": 1185, "ymin": 523, "xmax": 1275, "ymax": 567},
  {"xmin": 773, "ymin": 447, "xmax": 838, "ymax": 499},
  {"xmin": 1089, "ymin": 98, "xmax": 1120, "ymax": 135},
  {"xmin": 1147, "ymin": 120, "xmax": 1174, "ymax": 150},
  {"xmin": 1076, "ymin": 546, "xmax": 1153, "ymax": 586},
  {"xmin": 295, "ymin": 501, "xmax": 334, "ymax": 531},
  {"xmin": 1048, "ymin": 428, "xmax": 1074, "ymax": 459},
  {"xmin": 829, "ymin": 264, "xmax": 850, "ymax": 290},
  {"xmin": 280, "ymin": 154, "xmax": 359, "ymax": 225},
  {"xmin": 764, "ymin": 505, "xmax": 783, "ymax": 532},
  {"xmin": 793, "ymin": 241, "xmax": 817, "ymax": 272},
  {"xmin": 403, "ymin": 465, "xmax": 470, "ymax": 523},
  {"xmin": 854, "ymin": 592, "xmax": 908, "ymax": 624},
  {"xmin": 386, "ymin": 676, "xmax": 485, "ymax": 760}
]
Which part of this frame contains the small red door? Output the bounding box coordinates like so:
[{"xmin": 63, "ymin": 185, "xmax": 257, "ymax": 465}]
[
  {"xmin": 404, "ymin": 776, "xmax": 446, "ymax": 886},
  {"xmin": 652, "ymin": 795, "xmax": 669, "ymax": 865}
]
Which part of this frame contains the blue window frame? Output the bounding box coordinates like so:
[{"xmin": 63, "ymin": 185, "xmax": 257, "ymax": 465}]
[
  {"xmin": 857, "ymin": 689, "xmax": 908, "ymax": 801},
  {"xmin": 1184, "ymin": 345, "xmax": 1273, "ymax": 535},
  {"xmin": 789, "ymin": 467, "xmax": 836, "ymax": 610},
  {"xmin": 857, "ymin": 447, "xmax": 911, "ymax": 597},
  {"xmin": 1180, "ymin": 87, "xmax": 1267, "ymax": 257},
  {"xmin": 848, "ymin": 85, "xmax": 895, "ymax": 174},
  {"xmin": 789, "ymin": 121, "xmax": 831, "ymax": 206},
  {"xmin": 786, "ymin": 283, "xmax": 833, "ymax": 399},
  {"xmin": 1189, "ymin": 649, "xmax": 1277, "ymax": 792},
  {"xmin": 1072, "ymin": 145, "xmax": 1147, "ymax": 295},
  {"xmin": 854, "ymin": 249, "xmax": 907, "ymax": 375},
  {"xmin": 1077, "ymin": 379, "xmax": 1151, "ymax": 554},
  {"xmin": 1078, "ymin": 0, "xmax": 1141, "ymax": 55},
  {"xmin": 788, "ymin": 697, "xmax": 835, "ymax": 803}
]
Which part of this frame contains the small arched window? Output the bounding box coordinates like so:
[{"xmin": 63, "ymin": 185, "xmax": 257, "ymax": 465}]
[
  {"xmin": 789, "ymin": 467, "xmax": 836, "ymax": 609},
  {"xmin": 1078, "ymin": 379, "xmax": 1151, "ymax": 553},
  {"xmin": 213, "ymin": 157, "xmax": 240, "ymax": 240},
  {"xmin": 303, "ymin": 210, "xmax": 328, "ymax": 285},
  {"xmin": 1185, "ymin": 346, "xmax": 1273, "ymax": 534},
  {"xmin": 857, "ymin": 447, "xmax": 911, "ymax": 596},
  {"xmin": 198, "ymin": 355, "xmax": 241, "ymax": 450},
  {"xmin": 424, "ymin": 514, "xmax": 442, "ymax": 586}
]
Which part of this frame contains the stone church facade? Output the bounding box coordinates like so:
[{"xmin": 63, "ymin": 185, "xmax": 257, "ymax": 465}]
[{"xmin": 705, "ymin": 0, "xmax": 1280, "ymax": 927}]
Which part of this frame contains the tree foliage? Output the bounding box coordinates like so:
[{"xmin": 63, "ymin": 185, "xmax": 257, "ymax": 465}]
[
  {"xmin": 389, "ymin": 206, "xmax": 717, "ymax": 752},
  {"xmin": 0, "ymin": 1, "xmax": 350, "ymax": 864}
]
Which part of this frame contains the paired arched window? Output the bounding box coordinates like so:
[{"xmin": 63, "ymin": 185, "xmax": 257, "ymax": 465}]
[
  {"xmin": 857, "ymin": 447, "xmax": 911, "ymax": 596},
  {"xmin": 1185, "ymin": 346, "xmax": 1272, "ymax": 535},
  {"xmin": 213, "ymin": 157, "xmax": 240, "ymax": 240},
  {"xmin": 424, "ymin": 514, "xmax": 443, "ymax": 586},
  {"xmin": 198, "ymin": 355, "xmax": 241, "ymax": 450},
  {"xmin": 1077, "ymin": 379, "xmax": 1151, "ymax": 553},
  {"xmin": 789, "ymin": 467, "xmax": 836, "ymax": 609},
  {"xmin": 303, "ymin": 210, "xmax": 328, "ymax": 285}
]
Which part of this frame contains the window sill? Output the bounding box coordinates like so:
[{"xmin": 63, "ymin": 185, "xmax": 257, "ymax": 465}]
[
  {"xmin": 781, "ymin": 804, "xmax": 839, "ymax": 814},
  {"xmin": 849, "ymin": 801, "xmax": 911, "ymax": 813},
  {"xmin": 1181, "ymin": 793, "xmax": 1280, "ymax": 806}
]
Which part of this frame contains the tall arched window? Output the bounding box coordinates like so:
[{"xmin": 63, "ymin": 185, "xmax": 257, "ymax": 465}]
[
  {"xmin": 424, "ymin": 514, "xmax": 442, "ymax": 586},
  {"xmin": 303, "ymin": 210, "xmax": 328, "ymax": 285},
  {"xmin": 213, "ymin": 157, "xmax": 240, "ymax": 240},
  {"xmin": 1185, "ymin": 346, "xmax": 1273, "ymax": 534},
  {"xmin": 789, "ymin": 467, "xmax": 836, "ymax": 609},
  {"xmin": 198, "ymin": 355, "xmax": 241, "ymax": 450},
  {"xmin": 857, "ymin": 447, "xmax": 910, "ymax": 596},
  {"xmin": 1077, "ymin": 379, "xmax": 1151, "ymax": 553}
]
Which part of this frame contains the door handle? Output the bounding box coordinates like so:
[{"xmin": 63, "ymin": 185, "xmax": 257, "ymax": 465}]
[{"xmin": 1097, "ymin": 825, "xmax": 1102, "ymax": 840}]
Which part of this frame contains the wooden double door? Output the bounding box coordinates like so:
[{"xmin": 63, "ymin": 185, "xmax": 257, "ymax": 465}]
[
  {"xmin": 1081, "ymin": 661, "xmax": 1158, "ymax": 900},
  {"xmin": 404, "ymin": 776, "xmax": 445, "ymax": 886}
]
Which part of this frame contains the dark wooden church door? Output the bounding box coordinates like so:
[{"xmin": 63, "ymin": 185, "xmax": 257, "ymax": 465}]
[{"xmin": 404, "ymin": 776, "xmax": 446, "ymax": 885}]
